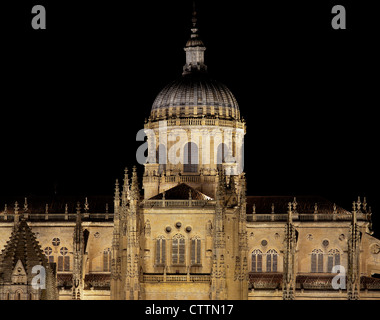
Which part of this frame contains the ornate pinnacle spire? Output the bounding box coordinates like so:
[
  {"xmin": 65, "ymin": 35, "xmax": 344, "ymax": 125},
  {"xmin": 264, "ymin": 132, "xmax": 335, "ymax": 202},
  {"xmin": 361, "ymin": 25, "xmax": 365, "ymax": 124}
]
[
  {"xmin": 183, "ymin": 1, "xmax": 207, "ymax": 75},
  {"xmin": 14, "ymin": 201, "xmax": 20, "ymax": 230},
  {"xmin": 84, "ymin": 197, "xmax": 89, "ymax": 212},
  {"xmin": 287, "ymin": 202, "xmax": 293, "ymax": 223},
  {"xmin": 130, "ymin": 166, "xmax": 140, "ymax": 201},
  {"xmin": 24, "ymin": 197, "xmax": 28, "ymax": 212},
  {"xmin": 114, "ymin": 179, "xmax": 120, "ymax": 203},
  {"xmin": 122, "ymin": 168, "xmax": 130, "ymax": 204}
]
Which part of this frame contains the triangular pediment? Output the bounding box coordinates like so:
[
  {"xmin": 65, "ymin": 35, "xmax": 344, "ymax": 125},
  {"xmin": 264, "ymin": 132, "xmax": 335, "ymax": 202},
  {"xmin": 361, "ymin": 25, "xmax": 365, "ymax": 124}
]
[{"xmin": 11, "ymin": 259, "xmax": 27, "ymax": 284}]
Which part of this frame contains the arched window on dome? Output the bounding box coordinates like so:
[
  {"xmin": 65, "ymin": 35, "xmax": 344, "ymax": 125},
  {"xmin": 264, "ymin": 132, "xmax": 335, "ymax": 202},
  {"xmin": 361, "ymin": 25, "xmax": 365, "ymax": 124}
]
[
  {"xmin": 157, "ymin": 144, "xmax": 167, "ymax": 175},
  {"xmin": 216, "ymin": 143, "xmax": 229, "ymax": 171},
  {"xmin": 311, "ymin": 249, "xmax": 324, "ymax": 273},
  {"xmin": 184, "ymin": 142, "xmax": 198, "ymax": 173},
  {"xmin": 251, "ymin": 249, "xmax": 263, "ymax": 272}
]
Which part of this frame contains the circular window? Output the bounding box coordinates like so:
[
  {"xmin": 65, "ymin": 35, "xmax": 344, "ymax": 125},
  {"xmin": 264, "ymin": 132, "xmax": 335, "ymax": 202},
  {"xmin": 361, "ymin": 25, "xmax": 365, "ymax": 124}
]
[
  {"xmin": 52, "ymin": 238, "xmax": 60, "ymax": 246},
  {"xmin": 165, "ymin": 226, "xmax": 172, "ymax": 233},
  {"xmin": 94, "ymin": 232, "xmax": 100, "ymax": 238},
  {"xmin": 261, "ymin": 240, "xmax": 268, "ymax": 247},
  {"xmin": 60, "ymin": 247, "xmax": 68, "ymax": 256},
  {"xmin": 186, "ymin": 226, "xmax": 192, "ymax": 233},
  {"xmin": 175, "ymin": 222, "xmax": 182, "ymax": 229},
  {"xmin": 44, "ymin": 247, "xmax": 52, "ymax": 256},
  {"xmin": 322, "ymin": 240, "xmax": 329, "ymax": 247}
]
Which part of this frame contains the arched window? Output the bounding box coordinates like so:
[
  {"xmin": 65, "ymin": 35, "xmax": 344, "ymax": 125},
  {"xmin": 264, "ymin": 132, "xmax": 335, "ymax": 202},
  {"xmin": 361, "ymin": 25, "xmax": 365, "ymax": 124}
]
[
  {"xmin": 172, "ymin": 234, "xmax": 185, "ymax": 265},
  {"xmin": 216, "ymin": 143, "xmax": 229, "ymax": 171},
  {"xmin": 190, "ymin": 237, "xmax": 201, "ymax": 265},
  {"xmin": 103, "ymin": 248, "xmax": 112, "ymax": 272},
  {"xmin": 184, "ymin": 142, "xmax": 198, "ymax": 173},
  {"xmin": 157, "ymin": 144, "xmax": 167, "ymax": 174},
  {"xmin": 15, "ymin": 290, "xmax": 22, "ymax": 300},
  {"xmin": 266, "ymin": 249, "xmax": 278, "ymax": 272},
  {"xmin": 155, "ymin": 236, "xmax": 166, "ymax": 266},
  {"xmin": 44, "ymin": 247, "xmax": 54, "ymax": 263},
  {"xmin": 58, "ymin": 247, "xmax": 70, "ymax": 272},
  {"xmin": 251, "ymin": 249, "xmax": 263, "ymax": 272},
  {"xmin": 328, "ymin": 249, "xmax": 341, "ymax": 272},
  {"xmin": 311, "ymin": 249, "xmax": 324, "ymax": 273}
]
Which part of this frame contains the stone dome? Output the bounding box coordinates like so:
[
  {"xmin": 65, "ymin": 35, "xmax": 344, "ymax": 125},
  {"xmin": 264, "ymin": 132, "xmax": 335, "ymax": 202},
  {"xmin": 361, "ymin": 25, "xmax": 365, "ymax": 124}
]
[
  {"xmin": 149, "ymin": 6, "xmax": 240, "ymax": 122},
  {"xmin": 150, "ymin": 73, "xmax": 240, "ymax": 121}
]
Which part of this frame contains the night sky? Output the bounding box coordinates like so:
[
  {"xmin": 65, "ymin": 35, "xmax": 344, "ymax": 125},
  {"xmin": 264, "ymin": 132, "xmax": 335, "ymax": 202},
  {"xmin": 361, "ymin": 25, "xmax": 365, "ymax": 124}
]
[{"xmin": 2, "ymin": 1, "xmax": 379, "ymax": 235}]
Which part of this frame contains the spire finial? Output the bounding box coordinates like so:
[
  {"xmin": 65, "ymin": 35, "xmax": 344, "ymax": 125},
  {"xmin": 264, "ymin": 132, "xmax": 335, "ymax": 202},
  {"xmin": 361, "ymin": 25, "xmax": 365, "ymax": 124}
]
[
  {"xmin": 183, "ymin": 1, "xmax": 207, "ymax": 75},
  {"xmin": 192, "ymin": 0, "xmax": 197, "ymax": 30},
  {"xmin": 24, "ymin": 197, "xmax": 28, "ymax": 212}
]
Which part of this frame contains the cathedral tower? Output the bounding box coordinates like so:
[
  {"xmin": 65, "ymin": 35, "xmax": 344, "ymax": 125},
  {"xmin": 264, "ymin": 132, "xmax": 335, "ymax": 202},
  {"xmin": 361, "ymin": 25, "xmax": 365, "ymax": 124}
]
[{"xmin": 142, "ymin": 5, "xmax": 246, "ymax": 200}]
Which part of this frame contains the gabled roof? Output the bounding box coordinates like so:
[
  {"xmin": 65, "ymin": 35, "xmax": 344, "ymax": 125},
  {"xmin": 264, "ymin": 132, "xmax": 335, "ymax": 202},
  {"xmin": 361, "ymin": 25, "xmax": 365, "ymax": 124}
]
[{"xmin": 149, "ymin": 183, "xmax": 212, "ymax": 201}]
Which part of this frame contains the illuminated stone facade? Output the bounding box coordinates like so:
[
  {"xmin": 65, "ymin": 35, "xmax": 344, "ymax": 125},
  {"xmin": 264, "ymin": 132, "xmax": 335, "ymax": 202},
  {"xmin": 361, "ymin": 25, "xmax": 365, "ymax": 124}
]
[{"xmin": 1, "ymin": 7, "xmax": 380, "ymax": 301}]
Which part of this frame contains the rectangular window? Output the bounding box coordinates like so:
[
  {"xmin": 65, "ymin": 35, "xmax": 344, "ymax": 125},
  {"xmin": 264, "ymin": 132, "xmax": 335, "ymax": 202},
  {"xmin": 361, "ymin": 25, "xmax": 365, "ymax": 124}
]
[
  {"xmin": 251, "ymin": 254, "xmax": 256, "ymax": 272},
  {"xmin": 318, "ymin": 253, "xmax": 324, "ymax": 273},
  {"xmin": 172, "ymin": 239, "xmax": 178, "ymax": 264},
  {"xmin": 196, "ymin": 239, "xmax": 201, "ymax": 264},
  {"xmin": 191, "ymin": 240, "xmax": 196, "ymax": 265},
  {"xmin": 335, "ymin": 254, "xmax": 340, "ymax": 268},
  {"xmin": 103, "ymin": 252, "xmax": 110, "ymax": 272},
  {"xmin": 48, "ymin": 256, "xmax": 54, "ymax": 263},
  {"xmin": 58, "ymin": 256, "xmax": 63, "ymax": 272},
  {"xmin": 266, "ymin": 254, "xmax": 272, "ymax": 272},
  {"xmin": 161, "ymin": 239, "xmax": 166, "ymax": 264},
  {"xmin": 191, "ymin": 239, "xmax": 201, "ymax": 265},
  {"xmin": 179, "ymin": 238, "xmax": 185, "ymax": 264},
  {"xmin": 328, "ymin": 255, "xmax": 334, "ymax": 273},
  {"xmin": 273, "ymin": 254, "xmax": 278, "ymax": 272},
  {"xmin": 257, "ymin": 254, "xmax": 262, "ymax": 272},
  {"xmin": 64, "ymin": 256, "xmax": 70, "ymax": 271},
  {"xmin": 311, "ymin": 254, "xmax": 317, "ymax": 273}
]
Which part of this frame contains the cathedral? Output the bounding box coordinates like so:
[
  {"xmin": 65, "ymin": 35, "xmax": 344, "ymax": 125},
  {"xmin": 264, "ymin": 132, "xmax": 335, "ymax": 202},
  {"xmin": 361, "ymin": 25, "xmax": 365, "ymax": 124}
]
[{"xmin": 1, "ymin": 7, "xmax": 380, "ymax": 301}]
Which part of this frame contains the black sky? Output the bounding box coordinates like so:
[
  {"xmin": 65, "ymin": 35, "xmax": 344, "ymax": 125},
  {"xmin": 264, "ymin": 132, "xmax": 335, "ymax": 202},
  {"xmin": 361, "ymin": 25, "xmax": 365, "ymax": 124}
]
[{"xmin": 1, "ymin": 0, "xmax": 379, "ymax": 235}]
